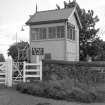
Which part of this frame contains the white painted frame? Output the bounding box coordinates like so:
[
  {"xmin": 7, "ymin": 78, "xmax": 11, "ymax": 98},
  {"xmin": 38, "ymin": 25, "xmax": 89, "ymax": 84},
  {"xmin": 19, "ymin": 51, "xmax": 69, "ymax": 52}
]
[{"xmin": 23, "ymin": 61, "xmax": 42, "ymax": 82}]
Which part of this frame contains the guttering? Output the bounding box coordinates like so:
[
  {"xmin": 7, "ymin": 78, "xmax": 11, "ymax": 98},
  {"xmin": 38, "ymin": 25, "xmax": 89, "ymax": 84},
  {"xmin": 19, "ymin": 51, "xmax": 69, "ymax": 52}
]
[{"xmin": 26, "ymin": 19, "xmax": 67, "ymax": 26}]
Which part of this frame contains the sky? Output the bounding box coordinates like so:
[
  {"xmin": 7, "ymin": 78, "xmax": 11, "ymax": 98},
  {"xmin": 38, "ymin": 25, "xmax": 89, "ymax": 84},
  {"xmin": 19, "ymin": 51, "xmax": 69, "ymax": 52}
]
[{"xmin": 0, "ymin": 0, "xmax": 105, "ymax": 58}]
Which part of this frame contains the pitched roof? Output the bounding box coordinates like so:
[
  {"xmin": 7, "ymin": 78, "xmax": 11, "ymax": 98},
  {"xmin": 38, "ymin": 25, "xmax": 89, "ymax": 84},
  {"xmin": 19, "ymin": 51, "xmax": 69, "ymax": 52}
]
[{"xmin": 26, "ymin": 7, "xmax": 75, "ymax": 25}]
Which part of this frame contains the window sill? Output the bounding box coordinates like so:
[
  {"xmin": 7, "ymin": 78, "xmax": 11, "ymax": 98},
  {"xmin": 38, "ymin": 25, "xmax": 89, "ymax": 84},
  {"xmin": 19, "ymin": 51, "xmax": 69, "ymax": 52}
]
[
  {"xmin": 66, "ymin": 39, "xmax": 77, "ymax": 42},
  {"xmin": 31, "ymin": 38, "xmax": 77, "ymax": 43},
  {"xmin": 31, "ymin": 38, "xmax": 65, "ymax": 42}
]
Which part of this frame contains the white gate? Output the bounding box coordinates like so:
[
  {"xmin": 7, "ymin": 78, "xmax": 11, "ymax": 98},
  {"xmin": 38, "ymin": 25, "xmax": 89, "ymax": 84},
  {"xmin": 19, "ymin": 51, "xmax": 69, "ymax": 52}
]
[
  {"xmin": 0, "ymin": 59, "xmax": 12, "ymax": 87},
  {"xmin": 0, "ymin": 62, "xmax": 8, "ymax": 85},
  {"xmin": 12, "ymin": 61, "xmax": 42, "ymax": 84},
  {"xmin": 0, "ymin": 57, "xmax": 42, "ymax": 87},
  {"xmin": 12, "ymin": 62, "xmax": 24, "ymax": 85},
  {"xmin": 23, "ymin": 61, "xmax": 42, "ymax": 82}
]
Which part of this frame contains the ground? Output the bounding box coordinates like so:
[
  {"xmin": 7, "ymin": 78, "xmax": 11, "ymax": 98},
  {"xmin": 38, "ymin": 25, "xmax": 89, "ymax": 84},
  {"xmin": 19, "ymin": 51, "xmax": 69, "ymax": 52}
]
[{"xmin": 0, "ymin": 88, "xmax": 105, "ymax": 105}]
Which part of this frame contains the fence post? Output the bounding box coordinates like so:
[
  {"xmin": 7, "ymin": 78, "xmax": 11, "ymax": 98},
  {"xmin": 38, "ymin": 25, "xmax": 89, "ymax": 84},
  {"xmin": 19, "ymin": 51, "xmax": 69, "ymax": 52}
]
[
  {"xmin": 40, "ymin": 61, "xmax": 42, "ymax": 80},
  {"xmin": 5, "ymin": 62, "xmax": 8, "ymax": 86},
  {"xmin": 7, "ymin": 57, "xmax": 13, "ymax": 87},
  {"xmin": 36, "ymin": 55, "xmax": 40, "ymax": 63},
  {"xmin": 23, "ymin": 61, "xmax": 26, "ymax": 82}
]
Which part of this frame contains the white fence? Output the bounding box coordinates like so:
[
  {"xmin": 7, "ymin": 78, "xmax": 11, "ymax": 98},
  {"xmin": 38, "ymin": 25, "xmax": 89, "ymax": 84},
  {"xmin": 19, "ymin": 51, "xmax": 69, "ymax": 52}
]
[
  {"xmin": 23, "ymin": 61, "xmax": 42, "ymax": 82},
  {"xmin": 0, "ymin": 62, "xmax": 7, "ymax": 85},
  {"xmin": 12, "ymin": 62, "xmax": 24, "ymax": 85},
  {"xmin": 0, "ymin": 58, "xmax": 42, "ymax": 87}
]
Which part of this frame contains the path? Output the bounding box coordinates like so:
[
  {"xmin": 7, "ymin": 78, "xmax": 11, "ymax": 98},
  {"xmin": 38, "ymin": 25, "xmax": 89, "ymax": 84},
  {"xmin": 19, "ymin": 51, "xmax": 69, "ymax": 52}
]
[{"xmin": 0, "ymin": 88, "xmax": 105, "ymax": 105}]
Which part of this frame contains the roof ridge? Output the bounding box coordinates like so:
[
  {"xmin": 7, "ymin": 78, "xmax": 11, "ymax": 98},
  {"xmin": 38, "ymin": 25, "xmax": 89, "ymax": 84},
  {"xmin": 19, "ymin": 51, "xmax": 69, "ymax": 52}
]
[{"xmin": 36, "ymin": 7, "xmax": 75, "ymax": 14}]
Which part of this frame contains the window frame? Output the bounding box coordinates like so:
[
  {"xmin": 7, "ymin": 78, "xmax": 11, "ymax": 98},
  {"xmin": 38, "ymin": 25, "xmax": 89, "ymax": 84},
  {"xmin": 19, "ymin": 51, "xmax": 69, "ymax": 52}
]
[
  {"xmin": 31, "ymin": 25, "xmax": 65, "ymax": 41},
  {"xmin": 67, "ymin": 24, "xmax": 76, "ymax": 41},
  {"xmin": 48, "ymin": 27, "xmax": 57, "ymax": 39}
]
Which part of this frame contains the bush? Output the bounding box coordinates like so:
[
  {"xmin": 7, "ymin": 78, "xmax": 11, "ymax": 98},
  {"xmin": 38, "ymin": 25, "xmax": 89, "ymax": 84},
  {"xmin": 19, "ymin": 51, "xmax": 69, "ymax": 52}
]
[
  {"xmin": 69, "ymin": 87, "xmax": 96, "ymax": 103},
  {"xmin": 44, "ymin": 80, "xmax": 68, "ymax": 99},
  {"xmin": 16, "ymin": 80, "xmax": 98, "ymax": 103},
  {"xmin": 93, "ymin": 90, "xmax": 105, "ymax": 102},
  {"xmin": 16, "ymin": 82, "xmax": 45, "ymax": 96},
  {"xmin": 16, "ymin": 80, "xmax": 68, "ymax": 99},
  {"xmin": 16, "ymin": 79, "xmax": 74, "ymax": 99}
]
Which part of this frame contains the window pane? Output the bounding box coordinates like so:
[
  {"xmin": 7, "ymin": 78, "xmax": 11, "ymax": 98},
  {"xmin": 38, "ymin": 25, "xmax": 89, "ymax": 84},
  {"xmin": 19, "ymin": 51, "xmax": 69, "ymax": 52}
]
[
  {"xmin": 60, "ymin": 26, "xmax": 65, "ymax": 38},
  {"xmin": 67, "ymin": 26, "xmax": 70, "ymax": 39},
  {"xmin": 70, "ymin": 28, "xmax": 72, "ymax": 39},
  {"xmin": 57, "ymin": 26, "xmax": 64, "ymax": 38},
  {"xmin": 31, "ymin": 28, "xmax": 47, "ymax": 40},
  {"xmin": 73, "ymin": 29, "xmax": 75, "ymax": 40},
  {"xmin": 39, "ymin": 28, "xmax": 47, "ymax": 40},
  {"xmin": 48, "ymin": 27, "xmax": 56, "ymax": 39},
  {"xmin": 35, "ymin": 28, "xmax": 40, "ymax": 40},
  {"xmin": 67, "ymin": 26, "xmax": 72, "ymax": 39},
  {"xmin": 57, "ymin": 27, "xmax": 60, "ymax": 38},
  {"xmin": 43, "ymin": 28, "xmax": 47, "ymax": 39},
  {"xmin": 67, "ymin": 25, "xmax": 75, "ymax": 40},
  {"xmin": 31, "ymin": 28, "xmax": 35, "ymax": 40},
  {"xmin": 40, "ymin": 28, "xmax": 46, "ymax": 39},
  {"xmin": 31, "ymin": 28, "xmax": 39, "ymax": 40},
  {"xmin": 39, "ymin": 28, "xmax": 42, "ymax": 39},
  {"xmin": 42, "ymin": 28, "xmax": 46, "ymax": 39}
]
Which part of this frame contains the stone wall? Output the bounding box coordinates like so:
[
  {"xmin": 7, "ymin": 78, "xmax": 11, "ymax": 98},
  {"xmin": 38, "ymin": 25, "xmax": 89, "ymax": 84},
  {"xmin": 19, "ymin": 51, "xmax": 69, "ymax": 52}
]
[{"xmin": 42, "ymin": 60, "xmax": 105, "ymax": 83}]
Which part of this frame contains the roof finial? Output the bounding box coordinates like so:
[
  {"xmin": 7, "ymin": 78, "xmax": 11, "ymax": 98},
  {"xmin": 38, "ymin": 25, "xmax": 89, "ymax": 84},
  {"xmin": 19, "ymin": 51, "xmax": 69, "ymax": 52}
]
[
  {"xmin": 36, "ymin": 3, "xmax": 38, "ymax": 13},
  {"xmin": 69, "ymin": 0, "xmax": 71, "ymax": 3},
  {"xmin": 64, "ymin": 1, "xmax": 68, "ymax": 8},
  {"xmin": 56, "ymin": 4, "xmax": 60, "ymax": 10},
  {"xmin": 74, "ymin": 0, "xmax": 77, "ymax": 8},
  {"xmin": 73, "ymin": 0, "xmax": 76, "ymax": 2}
]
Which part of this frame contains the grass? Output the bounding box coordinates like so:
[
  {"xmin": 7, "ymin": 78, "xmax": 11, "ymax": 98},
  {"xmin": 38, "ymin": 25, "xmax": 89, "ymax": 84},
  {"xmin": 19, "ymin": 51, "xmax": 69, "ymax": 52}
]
[{"xmin": 0, "ymin": 88, "xmax": 105, "ymax": 105}]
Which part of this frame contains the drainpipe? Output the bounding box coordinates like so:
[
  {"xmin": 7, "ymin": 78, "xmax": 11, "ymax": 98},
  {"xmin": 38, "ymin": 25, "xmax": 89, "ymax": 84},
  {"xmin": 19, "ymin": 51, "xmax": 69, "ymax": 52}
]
[
  {"xmin": 29, "ymin": 26, "xmax": 31, "ymax": 62},
  {"xmin": 64, "ymin": 20, "xmax": 68, "ymax": 61}
]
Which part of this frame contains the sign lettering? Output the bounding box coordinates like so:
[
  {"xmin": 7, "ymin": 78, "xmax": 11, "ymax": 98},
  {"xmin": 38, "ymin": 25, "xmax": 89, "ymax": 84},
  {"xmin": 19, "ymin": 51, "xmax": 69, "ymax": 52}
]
[{"xmin": 32, "ymin": 48, "xmax": 44, "ymax": 55}]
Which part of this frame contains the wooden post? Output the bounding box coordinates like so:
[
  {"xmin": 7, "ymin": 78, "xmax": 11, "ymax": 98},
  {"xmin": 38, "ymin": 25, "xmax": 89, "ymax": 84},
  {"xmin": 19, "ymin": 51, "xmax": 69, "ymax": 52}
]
[
  {"xmin": 36, "ymin": 55, "xmax": 40, "ymax": 63},
  {"xmin": 23, "ymin": 61, "xmax": 26, "ymax": 82},
  {"xmin": 64, "ymin": 21, "xmax": 68, "ymax": 60},
  {"xmin": 7, "ymin": 57, "xmax": 13, "ymax": 87},
  {"xmin": 5, "ymin": 62, "xmax": 8, "ymax": 86},
  {"xmin": 40, "ymin": 61, "xmax": 42, "ymax": 80}
]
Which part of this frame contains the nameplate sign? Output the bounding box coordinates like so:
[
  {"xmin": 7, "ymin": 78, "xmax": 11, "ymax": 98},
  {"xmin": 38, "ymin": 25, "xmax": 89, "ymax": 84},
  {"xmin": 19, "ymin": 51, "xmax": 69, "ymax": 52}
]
[{"xmin": 32, "ymin": 48, "xmax": 44, "ymax": 55}]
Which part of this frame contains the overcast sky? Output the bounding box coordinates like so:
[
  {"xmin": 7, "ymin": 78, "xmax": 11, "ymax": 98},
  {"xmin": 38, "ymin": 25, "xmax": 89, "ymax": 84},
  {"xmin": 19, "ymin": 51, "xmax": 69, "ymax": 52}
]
[{"xmin": 0, "ymin": 0, "xmax": 105, "ymax": 58}]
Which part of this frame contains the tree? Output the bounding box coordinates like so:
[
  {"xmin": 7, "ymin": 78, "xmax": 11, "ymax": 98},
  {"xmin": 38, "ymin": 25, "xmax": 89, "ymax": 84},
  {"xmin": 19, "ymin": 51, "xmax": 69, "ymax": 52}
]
[
  {"xmin": 8, "ymin": 41, "xmax": 30, "ymax": 62},
  {"xmin": 0, "ymin": 54, "xmax": 5, "ymax": 62},
  {"xmin": 92, "ymin": 38, "xmax": 105, "ymax": 61},
  {"xmin": 63, "ymin": 1, "xmax": 100, "ymax": 60}
]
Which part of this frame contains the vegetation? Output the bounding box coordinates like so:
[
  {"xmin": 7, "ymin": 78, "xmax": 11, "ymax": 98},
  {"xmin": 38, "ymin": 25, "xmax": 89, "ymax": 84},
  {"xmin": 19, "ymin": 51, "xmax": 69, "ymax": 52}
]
[
  {"xmin": 8, "ymin": 41, "xmax": 29, "ymax": 62},
  {"xmin": 16, "ymin": 80, "xmax": 96, "ymax": 103},
  {"xmin": 0, "ymin": 54, "xmax": 5, "ymax": 62},
  {"xmin": 16, "ymin": 79, "xmax": 105, "ymax": 103},
  {"xmin": 61, "ymin": 1, "xmax": 105, "ymax": 61}
]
